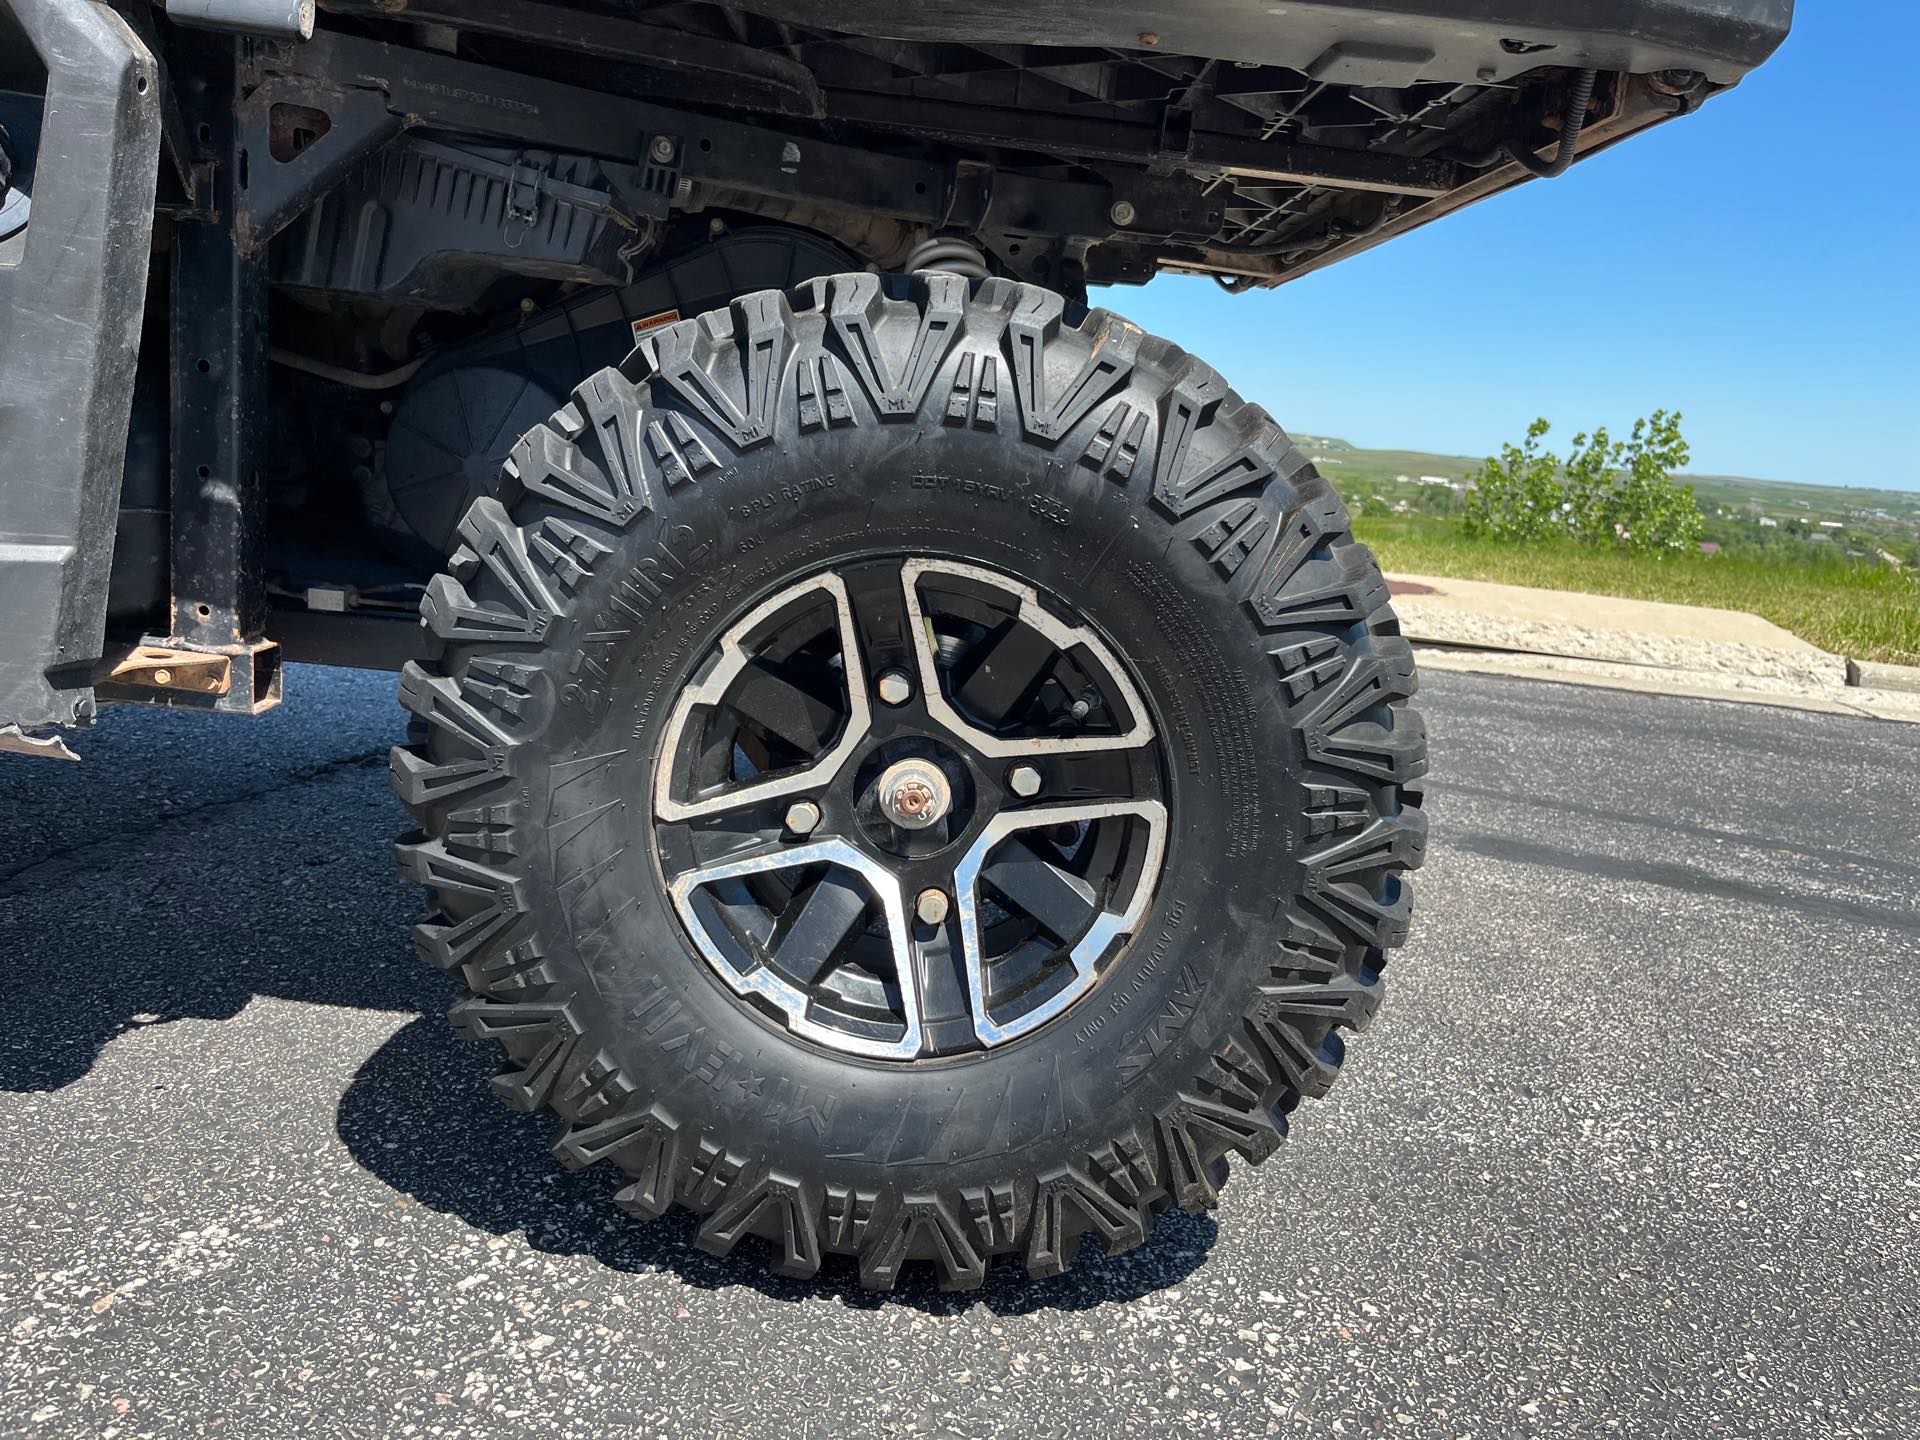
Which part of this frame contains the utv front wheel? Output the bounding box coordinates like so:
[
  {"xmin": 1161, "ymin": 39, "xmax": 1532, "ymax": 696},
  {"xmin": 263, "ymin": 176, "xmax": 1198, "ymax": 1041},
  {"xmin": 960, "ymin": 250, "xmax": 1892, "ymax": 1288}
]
[{"xmin": 392, "ymin": 273, "xmax": 1426, "ymax": 1289}]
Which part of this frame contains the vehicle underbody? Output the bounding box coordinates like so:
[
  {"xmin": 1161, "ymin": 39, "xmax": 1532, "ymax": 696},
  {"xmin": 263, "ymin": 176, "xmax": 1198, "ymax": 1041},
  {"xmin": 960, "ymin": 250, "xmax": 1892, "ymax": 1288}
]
[{"xmin": 1, "ymin": 0, "xmax": 1787, "ymax": 733}]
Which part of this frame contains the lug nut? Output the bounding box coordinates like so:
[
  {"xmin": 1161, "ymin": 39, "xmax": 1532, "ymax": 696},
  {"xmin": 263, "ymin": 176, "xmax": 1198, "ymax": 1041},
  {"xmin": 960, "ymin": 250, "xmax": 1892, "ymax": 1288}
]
[
  {"xmin": 784, "ymin": 800, "xmax": 821, "ymax": 835},
  {"xmin": 916, "ymin": 888, "xmax": 949, "ymax": 926},
  {"xmin": 1008, "ymin": 764, "xmax": 1042, "ymax": 798},
  {"xmin": 877, "ymin": 670, "xmax": 912, "ymax": 706}
]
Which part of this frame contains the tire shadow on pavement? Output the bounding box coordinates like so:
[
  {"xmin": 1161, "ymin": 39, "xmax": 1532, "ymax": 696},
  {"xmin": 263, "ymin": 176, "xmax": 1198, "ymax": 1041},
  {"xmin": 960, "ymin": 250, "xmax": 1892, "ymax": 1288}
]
[
  {"xmin": 0, "ymin": 756, "xmax": 427, "ymax": 1093},
  {"xmin": 0, "ymin": 663, "xmax": 420, "ymax": 1093},
  {"xmin": 336, "ymin": 1012, "xmax": 1221, "ymax": 1313}
]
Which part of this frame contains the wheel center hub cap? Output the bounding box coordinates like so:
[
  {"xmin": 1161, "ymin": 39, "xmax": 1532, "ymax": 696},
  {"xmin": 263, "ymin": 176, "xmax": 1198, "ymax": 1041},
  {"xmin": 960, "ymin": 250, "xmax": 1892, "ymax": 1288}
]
[{"xmin": 876, "ymin": 758, "xmax": 950, "ymax": 830}]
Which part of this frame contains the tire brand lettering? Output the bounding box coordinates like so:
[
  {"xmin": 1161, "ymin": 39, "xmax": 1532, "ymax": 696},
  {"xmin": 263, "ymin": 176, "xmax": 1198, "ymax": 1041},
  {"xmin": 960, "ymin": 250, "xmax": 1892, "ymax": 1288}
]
[
  {"xmin": 911, "ymin": 471, "xmax": 1013, "ymax": 501},
  {"xmin": 607, "ymin": 524, "xmax": 714, "ymax": 626},
  {"xmin": 560, "ymin": 629, "xmax": 632, "ymax": 716},
  {"xmin": 1118, "ymin": 954, "xmax": 1206, "ymax": 1083},
  {"xmin": 626, "ymin": 977, "xmax": 683, "ymax": 1035},
  {"xmin": 632, "ymin": 983, "xmax": 840, "ymax": 1134},
  {"xmin": 1076, "ymin": 899, "xmax": 1186, "ymax": 1047}
]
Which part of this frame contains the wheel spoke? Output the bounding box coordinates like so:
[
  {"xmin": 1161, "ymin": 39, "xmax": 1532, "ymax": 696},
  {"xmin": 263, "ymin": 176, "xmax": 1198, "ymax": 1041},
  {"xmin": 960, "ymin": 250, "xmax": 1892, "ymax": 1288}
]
[
  {"xmin": 911, "ymin": 922, "xmax": 974, "ymax": 1052},
  {"xmin": 653, "ymin": 572, "xmax": 872, "ymax": 822},
  {"xmin": 953, "ymin": 622, "xmax": 1057, "ymax": 728},
  {"xmin": 839, "ymin": 557, "xmax": 921, "ymax": 702},
  {"xmin": 901, "ymin": 558, "xmax": 1156, "ymax": 758},
  {"xmin": 954, "ymin": 800, "xmax": 1168, "ymax": 1048},
  {"xmin": 729, "ymin": 659, "xmax": 844, "ymax": 754},
  {"xmin": 772, "ymin": 872, "xmax": 872, "ymax": 988},
  {"xmin": 662, "ymin": 837, "xmax": 791, "ymax": 888},
  {"xmin": 666, "ymin": 838, "xmax": 923, "ymax": 1060},
  {"xmin": 981, "ymin": 838, "xmax": 1098, "ymax": 942},
  {"xmin": 1025, "ymin": 748, "xmax": 1145, "ymax": 804}
]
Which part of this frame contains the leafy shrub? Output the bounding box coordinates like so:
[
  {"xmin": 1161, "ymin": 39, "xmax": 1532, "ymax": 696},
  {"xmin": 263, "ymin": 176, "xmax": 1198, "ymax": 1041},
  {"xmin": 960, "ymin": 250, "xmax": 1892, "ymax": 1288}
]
[{"xmin": 1464, "ymin": 410, "xmax": 1703, "ymax": 552}]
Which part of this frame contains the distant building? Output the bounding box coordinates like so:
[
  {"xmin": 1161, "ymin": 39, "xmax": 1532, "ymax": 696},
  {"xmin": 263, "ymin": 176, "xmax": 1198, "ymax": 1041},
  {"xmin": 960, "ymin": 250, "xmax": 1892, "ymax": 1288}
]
[
  {"xmin": 1818, "ymin": 520, "xmax": 1844, "ymax": 530},
  {"xmin": 1810, "ymin": 532, "xmax": 1832, "ymax": 543},
  {"xmin": 1758, "ymin": 517, "xmax": 1779, "ymax": 527}
]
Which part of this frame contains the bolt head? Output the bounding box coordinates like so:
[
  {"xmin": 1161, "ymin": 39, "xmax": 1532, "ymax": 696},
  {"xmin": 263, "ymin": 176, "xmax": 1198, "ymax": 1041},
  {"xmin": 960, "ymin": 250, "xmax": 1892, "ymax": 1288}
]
[
  {"xmin": 1109, "ymin": 200, "xmax": 1137, "ymax": 228},
  {"xmin": 1008, "ymin": 764, "xmax": 1042, "ymax": 798},
  {"xmin": 915, "ymin": 888, "xmax": 950, "ymax": 926},
  {"xmin": 877, "ymin": 670, "xmax": 913, "ymax": 706},
  {"xmin": 152, "ymin": 668, "xmax": 172, "ymax": 686},
  {"xmin": 649, "ymin": 135, "xmax": 677, "ymax": 164},
  {"xmin": 784, "ymin": 800, "xmax": 821, "ymax": 835}
]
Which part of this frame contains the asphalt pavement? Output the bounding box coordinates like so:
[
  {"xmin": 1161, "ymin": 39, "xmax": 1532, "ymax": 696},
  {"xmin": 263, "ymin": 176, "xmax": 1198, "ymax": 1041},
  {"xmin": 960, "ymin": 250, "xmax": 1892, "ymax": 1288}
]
[{"xmin": 2, "ymin": 665, "xmax": 1915, "ymax": 1438}]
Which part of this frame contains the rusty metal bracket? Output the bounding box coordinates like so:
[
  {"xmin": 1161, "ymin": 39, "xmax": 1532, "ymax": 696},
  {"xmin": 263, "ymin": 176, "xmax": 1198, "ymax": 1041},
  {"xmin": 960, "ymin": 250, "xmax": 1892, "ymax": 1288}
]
[
  {"xmin": 100, "ymin": 642, "xmax": 233, "ymax": 696},
  {"xmin": 94, "ymin": 638, "xmax": 283, "ymax": 715}
]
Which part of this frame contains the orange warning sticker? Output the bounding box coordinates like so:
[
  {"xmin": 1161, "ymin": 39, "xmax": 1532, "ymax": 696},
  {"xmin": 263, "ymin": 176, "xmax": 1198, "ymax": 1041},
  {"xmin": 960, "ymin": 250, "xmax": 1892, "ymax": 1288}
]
[{"xmin": 629, "ymin": 309, "xmax": 681, "ymax": 341}]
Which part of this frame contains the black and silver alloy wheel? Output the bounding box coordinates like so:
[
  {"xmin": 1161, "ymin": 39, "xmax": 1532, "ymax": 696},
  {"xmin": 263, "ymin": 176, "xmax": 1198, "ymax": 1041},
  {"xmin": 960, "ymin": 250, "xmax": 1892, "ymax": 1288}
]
[
  {"xmin": 393, "ymin": 271, "xmax": 1427, "ymax": 1289},
  {"xmin": 652, "ymin": 558, "xmax": 1168, "ymax": 1061}
]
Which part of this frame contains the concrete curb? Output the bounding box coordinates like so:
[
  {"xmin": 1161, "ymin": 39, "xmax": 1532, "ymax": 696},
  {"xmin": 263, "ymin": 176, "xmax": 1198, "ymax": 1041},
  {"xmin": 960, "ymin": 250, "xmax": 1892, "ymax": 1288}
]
[
  {"xmin": 1385, "ymin": 572, "xmax": 1844, "ymax": 688},
  {"xmin": 1416, "ymin": 647, "xmax": 1920, "ymax": 725},
  {"xmin": 1848, "ymin": 658, "xmax": 1920, "ymax": 695},
  {"xmin": 1381, "ymin": 573, "xmax": 1920, "ymax": 724}
]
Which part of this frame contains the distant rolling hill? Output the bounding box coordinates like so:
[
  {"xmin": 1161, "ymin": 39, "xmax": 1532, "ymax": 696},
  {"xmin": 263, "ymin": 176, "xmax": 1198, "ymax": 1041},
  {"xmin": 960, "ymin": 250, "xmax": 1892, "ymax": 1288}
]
[{"xmin": 1291, "ymin": 434, "xmax": 1920, "ymax": 522}]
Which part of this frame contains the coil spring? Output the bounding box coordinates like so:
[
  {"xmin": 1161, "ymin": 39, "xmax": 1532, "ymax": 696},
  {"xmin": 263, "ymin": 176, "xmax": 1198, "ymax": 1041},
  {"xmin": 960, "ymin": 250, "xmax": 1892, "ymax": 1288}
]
[{"xmin": 902, "ymin": 237, "xmax": 990, "ymax": 279}]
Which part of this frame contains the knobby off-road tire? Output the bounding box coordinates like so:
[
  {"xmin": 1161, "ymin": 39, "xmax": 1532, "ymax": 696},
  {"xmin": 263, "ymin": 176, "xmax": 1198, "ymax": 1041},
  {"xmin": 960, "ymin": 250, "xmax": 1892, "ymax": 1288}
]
[{"xmin": 391, "ymin": 272, "xmax": 1427, "ymax": 1290}]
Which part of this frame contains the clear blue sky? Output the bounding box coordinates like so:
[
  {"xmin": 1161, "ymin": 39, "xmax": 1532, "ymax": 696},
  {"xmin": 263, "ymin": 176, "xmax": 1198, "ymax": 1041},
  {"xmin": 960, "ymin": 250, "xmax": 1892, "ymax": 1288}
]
[{"xmin": 1097, "ymin": 2, "xmax": 1919, "ymax": 490}]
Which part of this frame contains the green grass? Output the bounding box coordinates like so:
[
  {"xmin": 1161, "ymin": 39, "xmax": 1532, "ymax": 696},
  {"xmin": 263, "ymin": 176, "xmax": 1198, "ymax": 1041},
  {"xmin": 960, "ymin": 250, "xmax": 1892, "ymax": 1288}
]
[{"xmin": 1353, "ymin": 512, "xmax": 1920, "ymax": 667}]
